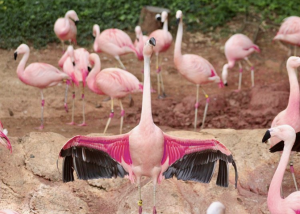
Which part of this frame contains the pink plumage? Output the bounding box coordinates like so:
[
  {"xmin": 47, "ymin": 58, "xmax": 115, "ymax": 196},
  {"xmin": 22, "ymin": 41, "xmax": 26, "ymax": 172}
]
[
  {"xmin": 0, "ymin": 120, "xmax": 12, "ymax": 153},
  {"xmin": 59, "ymin": 38, "xmax": 237, "ymax": 214},
  {"xmin": 134, "ymin": 26, "xmax": 149, "ymax": 60},
  {"xmin": 86, "ymin": 53, "xmax": 142, "ymax": 134},
  {"xmin": 0, "ymin": 210, "xmax": 20, "ymax": 214},
  {"xmin": 14, "ymin": 44, "xmax": 69, "ymax": 129},
  {"xmin": 54, "ymin": 10, "xmax": 79, "ymax": 48},
  {"xmin": 274, "ymin": 16, "xmax": 300, "ymax": 46},
  {"xmin": 222, "ymin": 33, "xmax": 260, "ymax": 90},
  {"xmin": 174, "ymin": 10, "xmax": 223, "ymax": 130},
  {"xmin": 93, "ymin": 24, "xmax": 142, "ymax": 69}
]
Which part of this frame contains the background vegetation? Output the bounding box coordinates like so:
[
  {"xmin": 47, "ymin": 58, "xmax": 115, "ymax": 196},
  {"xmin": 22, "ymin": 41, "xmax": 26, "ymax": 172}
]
[{"xmin": 0, "ymin": 0, "xmax": 298, "ymax": 49}]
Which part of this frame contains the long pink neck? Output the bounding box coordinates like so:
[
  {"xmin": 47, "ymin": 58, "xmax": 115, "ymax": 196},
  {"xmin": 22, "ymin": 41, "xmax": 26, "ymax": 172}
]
[
  {"xmin": 174, "ymin": 18, "xmax": 183, "ymax": 60},
  {"xmin": 16, "ymin": 51, "xmax": 29, "ymax": 82},
  {"xmin": 139, "ymin": 56, "xmax": 153, "ymax": 126},
  {"xmin": 286, "ymin": 64, "xmax": 300, "ymax": 114},
  {"xmin": 163, "ymin": 19, "xmax": 168, "ymax": 31},
  {"xmin": 86, "ymin": 56, "xmax": 101, "ymax": 92},
  {"xmin": 268, "ymin": 141, "xmax": 292, "ymax": 206}
]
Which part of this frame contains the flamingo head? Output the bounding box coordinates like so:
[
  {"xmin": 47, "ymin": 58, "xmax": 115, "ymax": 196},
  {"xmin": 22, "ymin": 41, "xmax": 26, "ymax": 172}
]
[
  {"xmin": 287, "ymin": 56, "xmax": 300, "ymax": 69},
  {"xmin": 143, "ymin": 37, "xmax": 156, "ymax": 57},
  {"xmin": 14, "ymin": 44, "xmax": 30, "ymax": 60},
  {"xmin": 176, "ymin": 10, "xmax": 183, "ymax": 25},
  {"xmin": 262, "ymin": 125, "xmax": 296, "ymax": 149},
  {"xmin": 66, "ymin": 45, "xmax": 76, "ymax": 66},
  {"xmin": 155, "ymin": 14, "xmax": 161, "ymax": 22},
  {"xmin": 135, "ymin": 26, "xmax": 142, "ymax": 42},
  {"xmin": 93, "ymin": 24, "xmax": 100, "ymax": 38},
  {"xmin": 65, "ymin": 10, "xmax": 79, "ymax": 24},
  {"xmin": 161, "ymin": 11, "xmax": 168, "ymax": 23}
]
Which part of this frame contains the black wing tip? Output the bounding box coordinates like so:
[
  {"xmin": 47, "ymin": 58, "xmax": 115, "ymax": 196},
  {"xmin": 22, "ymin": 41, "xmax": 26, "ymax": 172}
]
[{"xmin": 269, "ymin": 141, "xmax": 284, "ymax": 153}]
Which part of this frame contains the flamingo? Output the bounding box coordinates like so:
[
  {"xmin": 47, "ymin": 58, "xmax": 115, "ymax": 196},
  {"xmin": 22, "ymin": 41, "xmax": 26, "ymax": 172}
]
[
  {"xmin": 92, "ymin": 24, "xmax": 142, "ymax": 70},
  {"xmin": 273, "ymin": 16, "xmax": 300, "ymax": 56},
  {"xmin": 0, "ymin": 210, "xmax": 20, "ymax": 214},
  {"xmin": 148, "ymin": 11, "xmax": 172, "ymax": 98},
  {"xmin": 207, "ymin": 201, "xmax": 225, "ymax": 214},
  {"xmin": 222, "ymin": 34, "xmax": 260, "ymax": 90},
  {"xmin": 59, "ymin": 38, "xmax": 238, "ymax": 214},
  {"xmin": 14, "ymin": 44, "xmax": 70, "ymax": 129},
  {"xmin": 262, "ymin": 125, "xmax": 300, "ymax": 214},
  {"xmin": 174, "ymin": 10, "xmax": 223, "ymax": 130},
  {"xmin": 54, "ymin": 10, "xmax": 79, "ymax": 51},
  {"xmin": 134, "ymin": 26, "xmax": 149, "ymax": 61},
  {"xmin": 268, "ymin": 56, "xmax": 300, "ymax": 191},
  {"xmin": 0, "ymin": 120, "xmax": 12, "ymax": 153},
  {"xmin": 86, "ymin": 53, "xmax": 142, "ymax": 134},
  {"xmin": 59, "ymin": 45, "xmax": 89, "ymax": 126}
]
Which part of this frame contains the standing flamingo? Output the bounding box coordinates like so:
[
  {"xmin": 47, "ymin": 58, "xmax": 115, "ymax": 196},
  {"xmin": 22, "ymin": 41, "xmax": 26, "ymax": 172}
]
[
  {"xmin": 273, "ymin": 16, "xmax": 300, "ymax": 56},
  {"xmin": 59, "ymin": 38, "xmax": 238, "ymax": 214},
  {"xmin": 222, "ymin": 34, "xmax": 260, "ymax": 90},
  {"xmin": 268, "ymin": 56, "xmax": 300, "ymax": 191},
  {"xmin": 262, "ymin": 125, "xmax": 300, "ymax": 214},
  {"xmin": 86, "ymin": 53, "xmax": 142, "ymax": 134},
  {"xmin": 148, "ymin": 11, "xmax": 172, "ymax": 98},
  {"xmin": 54, "ymin": 10, "xmax": 79, "ymax": 51},
  {"xmin": 174, "ymin": 10, "xmax": 223, "ymax": 130},
  {"xmin": 14, "ymin": 44, "xmax": 70, "ymax": 129},
  {"xmin": 59, "ymin": 45, "xmax": 89, "ymax": 126},
  {"xmin": 207, "ymin": 202, "xmax": 225, "ymax": 214},
  {"xmin": 92, "ymin": 24, "xmax": 142, "ymax": 70},
  {"xmin": 134, "ymin": 26, "xmax": 149, "ymax": 60},
  {"xmin": 0, "ymin": 120, "xmax": 12, "ymax": 153}
]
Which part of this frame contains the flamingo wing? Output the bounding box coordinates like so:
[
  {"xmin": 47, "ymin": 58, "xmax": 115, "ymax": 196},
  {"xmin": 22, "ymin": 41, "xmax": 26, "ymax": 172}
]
[
  {"xmin": 59, "ymin": 133, "xmax": 132, "ymax": 182},
  {"xmin": 270, "ymin": 132, "xmax": 300, "ymax": 152},
  {"xmin": 161, "ymin": 133, "xmax": 237, "ymax": 188}
]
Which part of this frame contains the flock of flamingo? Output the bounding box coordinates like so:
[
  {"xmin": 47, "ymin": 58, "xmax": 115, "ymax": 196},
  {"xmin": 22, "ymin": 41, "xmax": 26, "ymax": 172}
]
[{"xmin": 1, "ymin": 9, "xmax": 300, "ymax": 214}]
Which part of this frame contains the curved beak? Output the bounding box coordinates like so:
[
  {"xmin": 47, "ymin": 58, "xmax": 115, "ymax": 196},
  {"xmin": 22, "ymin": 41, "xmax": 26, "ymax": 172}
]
[
  {"xmin": 262, "ymin": 130, "xmax": 271, "ymax": 143},
  {"xmin": 14, "ymin": 52, "xmax": 17, "ymax": 60},
  {"xmin": 149, "ymin": 37, "xmax": 156, "ymax": 46}
]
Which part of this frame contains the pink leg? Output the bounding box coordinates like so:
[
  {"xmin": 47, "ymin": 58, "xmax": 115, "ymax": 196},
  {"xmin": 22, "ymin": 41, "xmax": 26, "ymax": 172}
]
[
  {"xmin": 64, "ymin": 80, "xmax": 70, "ymax": 113},
  {"xmin": 120, "ymin": 100, "xmax": 125, "ymax": 134},
  {"xmin": 78, "ymin": 89, "xmax": 87, "ymax": 126},
  {"xmin": 290, "ymin": 161, "xmax": 298, "ymax": 191},
  {"xmin": 103, "ymin": 99, "xmax": 114, "ymax": 134},
  {"xmin": 67, "ymin": 84, "xmax": 75, "ymax": 125},
  {"xmin": 153, "ymin": 182, "xmax": 157, "ymax": 214},
  {"xmin": 234, "ymin": 66, "xmax": 243, "ymax": 92},
  {"xmin": 138, "ymin": 179, "xmax": 142, "ymax": 214},
  {"xmin": 194, "ymin": 85, "xmax": 199, "ymax": 131},
  {"xmin": 37, "ymin": 90, "xmax": 44, "ymax": 130}
]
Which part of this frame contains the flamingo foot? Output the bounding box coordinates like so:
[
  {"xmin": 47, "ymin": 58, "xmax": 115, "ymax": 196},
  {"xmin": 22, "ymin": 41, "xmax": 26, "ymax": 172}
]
[
  {"xmin": 153, "ymin": 206, "xmax": 157, "ymax": 214},
  {"xmin": 77, "ymin": 123, "xmax": 87, "ymax": 127},
  {"xmin": 36, "ymin": 125, "xmax": 44, "ymax": 130},
  {"xmin": 64, "ymin": 103, "xmax": 69, "ymax": 113},
  {"xmin": 67, "ymin": 122, "xmax": 76, "ymax": 125}
]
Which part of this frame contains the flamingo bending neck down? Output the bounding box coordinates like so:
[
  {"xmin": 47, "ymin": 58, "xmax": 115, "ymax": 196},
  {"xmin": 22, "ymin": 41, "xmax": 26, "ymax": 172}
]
[
  {"xmin": 148, "ymin": 11, "xmax": 173, "ymax": 98},
  {"xmin": 54, "ymin": 10, "xmax": 79, "ymax": 51},
  {"xmin": 262, "ymin": 125, "xmax": 300, "ymax": 214},
  {"xmin": 59, "ymin": 38, "xmax": 237, "ymax": 214},
  {"xmin": 93, "ymin": 24, "xmax": 142, "ymax": 70},
  {"xmin": 269, "ymin": 56, "xmax": 300, "ymax": 191},
  {"xmin": 0, "ymin": 120, "xmax": 12, "ymax": 153},
  {"xmin": 222, "ymin": 34, "xmax": 260, "ymax": 91},
  {"xmin": 14, "ymin": 44, "xmax": 70, "ymax": 129},
  {"xmin": 174, "ymin": 10, "xmax": 223, "ymax": 130},
  {"xmin": 86, "ymin": 53, "xmax": 142, "ymax": 134}
]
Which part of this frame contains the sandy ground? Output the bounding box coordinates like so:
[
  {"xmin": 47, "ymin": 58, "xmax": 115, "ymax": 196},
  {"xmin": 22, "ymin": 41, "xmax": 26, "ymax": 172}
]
[{"xmin": 0, "ymin": 20, "xmax": 297, "ymax": 213}]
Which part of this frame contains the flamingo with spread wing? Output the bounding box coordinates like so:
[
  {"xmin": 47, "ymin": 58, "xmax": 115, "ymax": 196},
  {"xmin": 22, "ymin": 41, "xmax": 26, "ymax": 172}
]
[{"xmin": 59, "ymin": 38, "xmax": 238, "ymax": 214}]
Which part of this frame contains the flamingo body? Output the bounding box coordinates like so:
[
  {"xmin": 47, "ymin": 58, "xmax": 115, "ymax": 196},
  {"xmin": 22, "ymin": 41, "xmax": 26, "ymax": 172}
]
[
  {"xmin": 54, "ymin": 10, "xmax": 78, "ymax": 44},
  {"xmin": 274, "ymin": 16, "xmax": 300, "ymax": 46},
  {"xmin": 60, "ymin": 38, "xmax": 238, "ymax": 213},
  {"xmin": 148, "ymin": 29, "xmax": 172, "ymax": 54}
]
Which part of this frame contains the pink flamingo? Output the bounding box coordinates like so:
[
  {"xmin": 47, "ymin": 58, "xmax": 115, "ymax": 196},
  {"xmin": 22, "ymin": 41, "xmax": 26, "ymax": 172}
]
[
  {"xmin": 207, "ymin": 202, "xmax": 225, "ymax": 214},
  {"xmin": 134, "ymin": 26, "xmax": 149, "ymax": 60},
  {"xmin": 267, "ymin": 56, "xmax": 300, "ymax": 192},
  {"xmin": 14, "ymin": 44, "xmax": 70, "ymax": 129},
  {"xmin": 262, "ymin": 125, "xmax": 300, "ymax": 214},
  {"xmin": 222, "ymin": 34, "xmax": 260, "ymax": 90},
  {"xmin": 174, "ymin": 10, "xmax": 223, "ymax": 130},
  {"xmin": 0, "ymin": 210, "xmax": 20, "ymax": 214},
  {"xmin": 92, "ymin": 24, "xmax": 142, "ymax": 70},
  {"xmin": 148, "ymin": 11, "xmax": 172, "ymax": 98},
  {"xmin": 86, "ymin": 53, "xmax": 142, "ymax": 134},
  {"xmin": 59, "ymin": 45, "xmax": 89, "ymax": 126},
  {"xmin": 0, "ymin": 120, "xmax": 12, "ymax": 153},
  {"xmin": 273, "ymin": 16, "xmax": 300, "ymax": 55},
  {"xmin": 59, "ymin": 38, "xmax": 237, "ymax": 214},
  {"xmin": 54, "ymin": 10, "xmax": 79, "ymax": 51}
]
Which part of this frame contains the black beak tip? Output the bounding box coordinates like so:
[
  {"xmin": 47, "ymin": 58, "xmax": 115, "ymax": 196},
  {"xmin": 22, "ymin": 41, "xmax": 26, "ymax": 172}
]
[
  {"xmin": 149, "ymin": 37, "xmax": 156, "ymax": 46},
  {"xmin": 262, "ymin": 130, "xmax": 271, "ymax": 143},
  {"xmin": 72, "ymin": 61, "xmax": 76, "ymax": 66},
  {"xmin": 155, "ymin": 14, "xmax": 161, "ymax": 21},
  {"xmin": 224, "ymin": 83, "xmax": 228, "ymax": 86},
  {"xmin": 14, "ymin": 52, "xmax": 17, "ymax": 60},
  {"xmin": 176, "ymin": 18, "xmax": 180, "ymax": 25},
  {"xmin": 88, "ymin": 66, "xmax": 91, "ymax": 72},
  {"xmin": 75, "ymin": 20, "xmax": 79, "ymax": 26}
]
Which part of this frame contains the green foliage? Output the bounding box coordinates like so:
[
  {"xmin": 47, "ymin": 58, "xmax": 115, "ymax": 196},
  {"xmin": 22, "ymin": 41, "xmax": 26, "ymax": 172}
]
[{"xmin": 0, "ymin": 0, "xmax": 299, "ymax": 49}]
